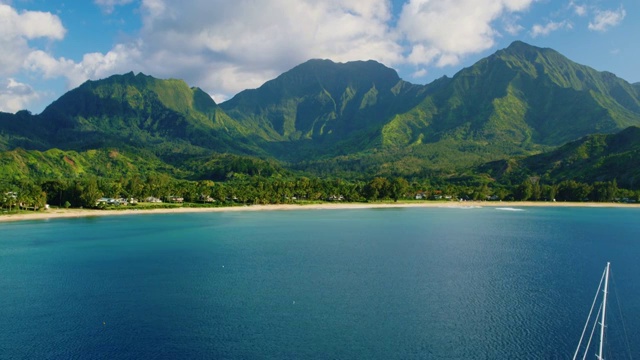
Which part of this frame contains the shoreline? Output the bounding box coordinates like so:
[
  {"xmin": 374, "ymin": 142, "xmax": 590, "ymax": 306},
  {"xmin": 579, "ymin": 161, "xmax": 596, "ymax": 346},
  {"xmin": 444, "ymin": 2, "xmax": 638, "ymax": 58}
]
[{"xmin": 2, "ymin": 201, "xmax": 640, "ymax": 223}]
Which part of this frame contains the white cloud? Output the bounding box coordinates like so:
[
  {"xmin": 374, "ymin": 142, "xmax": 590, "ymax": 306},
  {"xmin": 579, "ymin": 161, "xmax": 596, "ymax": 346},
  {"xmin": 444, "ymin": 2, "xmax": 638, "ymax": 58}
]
[
  {"xmin": 396, "ymin": 0, "xmax": 535, "ymax": 68},
  {"xmin": 411, "ymin": 68, "xmax": 427, "ymax": 78},
  {"xmin": 588, "ymin": 6, "xmax": 626, "ymax": 32},
  {"xmin": 407, "ymin": 45, "xmax": 441, "ymax": 66},
  {"xmin": 59, "ymin": 0, "xmax": 403, "ymax": 97},
  {"xmin": 23, "ymin": 0, "xmax": 540, "ymax": 102},
  {"xmin": 0, "ymin": 78, "xmax": 42, "ymax": 113},
  {"xmin": 503, "ymin": 15, "xmax": 525, "ymax": 35},
  {"xmin": 0, "ymin": 4, "xmax": 66, "ymax": 76},
  {"xmin": 436, "ymin": 53, "xmax": 461, "ymax": 68},
  {"xmin": 24, "ymin": 43, "xmax": 143, "ymax": 89},
  {"xmin": 95, "ymin": 0, "xmax": 135, "ymax": 14},
  {"xmin": 569, "ymin": 1, "xmax": 587, "ymax": 16},
  {"xmin": 531, "ymin": 21, "xmax": 570, "ymax": 38},
  {"xmin": 0, "ymin": 4, "xmax": 65, "ymax": 40},
  {"xmin": 0, "ymin": 3, "xmax": 66, "ymax": 111}
]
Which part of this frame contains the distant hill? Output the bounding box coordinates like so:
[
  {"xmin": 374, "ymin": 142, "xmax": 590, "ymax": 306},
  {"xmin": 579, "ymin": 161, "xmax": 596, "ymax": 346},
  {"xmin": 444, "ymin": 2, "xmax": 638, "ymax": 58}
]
[{"xmin": 480, "ymin": 126, "xmax": 640, "ymax": 188}]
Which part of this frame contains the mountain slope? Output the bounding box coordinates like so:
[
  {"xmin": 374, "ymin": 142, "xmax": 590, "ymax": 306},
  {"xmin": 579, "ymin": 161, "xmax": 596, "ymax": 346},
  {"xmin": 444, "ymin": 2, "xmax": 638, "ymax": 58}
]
[
  {"xmin": 3, "ymin": 41, "xmax": 640, "ymax": 181},
  {"xmin": 382, "ymin": 41, "xmax": 640, "ymax": 154},
  {"xmin": 0, "ymin": 110, "xmax": 51, "ymax": 151},
  {"xmin": 220, "ymin": 42, "xmax": 640, "ymax": 174},
  {"xmin": 480, "ymin": 126, "xmax": 640, "ymax": 188},
  {"xmin": 221, "ymin": 59, "xmax": 427, "ymax": 159},
  {"xmin": 0, "ymin": 147, "xmax": 184, "ymax": 180},
  {"xmin": 37, "ymin": 72, "xmax": 259, "ymax": 156}
]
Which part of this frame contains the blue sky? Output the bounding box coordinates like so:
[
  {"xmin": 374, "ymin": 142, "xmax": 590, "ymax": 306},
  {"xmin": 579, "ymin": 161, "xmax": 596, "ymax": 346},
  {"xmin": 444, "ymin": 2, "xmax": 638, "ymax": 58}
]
[{"xmin": 0, "ymin": 0, "xmax": 636, "ymax": 113}]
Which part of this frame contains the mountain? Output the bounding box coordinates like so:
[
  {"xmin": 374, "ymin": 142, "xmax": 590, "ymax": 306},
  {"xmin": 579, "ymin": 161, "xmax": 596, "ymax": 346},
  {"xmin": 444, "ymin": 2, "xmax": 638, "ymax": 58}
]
[
  {"xmin": 220, "ymin": 42, "xmax": 640, "ymax": 175},
  {"xmin": 0, "ymin": 110, "xmax": 51, "ymax": 150},
  {"xmin": 2, "ymin": 41, "xmax": 640, "ymax": 182},
  {"xmin": 480, "ymin": 126, "xmax": 640, "ymax": 188},
  {"xmin": 221, "ymin": 59, "xmax": 426, "ymax": 160},
  {"xmin": 38, "ymin": 72, "xmax": 260, "ymax": 155},
  {"xmin": 379, "ymin": 41, "xmax": 640, "ymax": 167}
]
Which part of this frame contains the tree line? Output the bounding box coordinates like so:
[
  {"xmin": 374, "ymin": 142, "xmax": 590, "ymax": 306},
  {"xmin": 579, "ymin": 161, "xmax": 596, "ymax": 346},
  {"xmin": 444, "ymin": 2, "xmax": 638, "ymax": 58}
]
[{"xmin": 0, "ymin": 173, "xmax": 636, "ymax": 211}]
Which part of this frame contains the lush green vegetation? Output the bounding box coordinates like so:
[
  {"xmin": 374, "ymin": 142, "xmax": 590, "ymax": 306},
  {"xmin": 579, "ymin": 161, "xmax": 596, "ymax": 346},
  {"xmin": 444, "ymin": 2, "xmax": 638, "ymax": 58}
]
[
  {"xmin": 3, "ymin": 172, "xmax": 637, "ymax": 214},
  {"xmin": 3, "ymin": 41, "xmax": 640, "ymax": 212},
  {"xmin": 480, "ymin": 126, "xmax": 640, "ymax": 189}
]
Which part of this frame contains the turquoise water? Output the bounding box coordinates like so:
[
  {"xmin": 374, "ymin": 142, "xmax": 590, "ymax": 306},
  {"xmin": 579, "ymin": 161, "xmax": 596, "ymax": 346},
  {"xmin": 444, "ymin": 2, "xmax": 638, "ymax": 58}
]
[{"xmin": 1, "ymin": 207, "xmax": 639, "ymax": 359}]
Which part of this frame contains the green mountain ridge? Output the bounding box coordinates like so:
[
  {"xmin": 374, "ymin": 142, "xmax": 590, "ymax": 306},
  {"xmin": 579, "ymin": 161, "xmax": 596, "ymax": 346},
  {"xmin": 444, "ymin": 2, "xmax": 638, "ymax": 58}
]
[
  {"xmin": 383, "ymin": 41, "xmax": 640, "ymax": 148},
  {"xmin": 2, "ymin": 41, "xmax": 640, "ymax": 186},
  {"xmin": 220, "ymin": 59, "xmax": 427, "ymax": 161},
  {"xmin": 38, "ymin": 72, "xmax": 256, "ymax": 153}
]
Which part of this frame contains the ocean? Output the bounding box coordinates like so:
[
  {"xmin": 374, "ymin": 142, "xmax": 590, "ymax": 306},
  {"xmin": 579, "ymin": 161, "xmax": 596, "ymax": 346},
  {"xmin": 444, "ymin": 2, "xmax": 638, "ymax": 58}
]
[{"xmin": 1, "ymin": 206, "xmax": 639, "ymax": 359}]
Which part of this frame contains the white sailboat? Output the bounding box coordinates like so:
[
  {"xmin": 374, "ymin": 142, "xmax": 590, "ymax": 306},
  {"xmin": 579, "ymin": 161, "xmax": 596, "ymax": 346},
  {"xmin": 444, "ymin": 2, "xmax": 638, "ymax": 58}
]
[{"xmin": 572, "ymin": 262, "xmax": 611, "ymax": 360}]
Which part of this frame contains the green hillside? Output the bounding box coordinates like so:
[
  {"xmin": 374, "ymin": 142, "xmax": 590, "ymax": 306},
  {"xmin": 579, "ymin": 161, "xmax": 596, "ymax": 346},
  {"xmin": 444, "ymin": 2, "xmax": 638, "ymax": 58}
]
[
  {"xmin": 219, "ymin": 42, "xmax": 640, "ymax": 175},
  {"xmin": 2, "ymin": 41, "xmax": 640, "ymax": 188},
  {"xmin": 221, "ymin": 59, "xmax": 426, "ymax": 160},
  {"xmin": 0, "ymin": 147, "xmax": 183, "ymax": 180},
  {"xmin": 37, "ymin": 72, "xmax": 260, "ymax": 155},
  {"xmin": 380, "ymin": 41, "xmax": 640, "ymax": 165},
  {"xmin": 480, "ymin": 126, "xmax": 640, "ymax": 188},
  {"xmin": 0, "ymin": 146, "xmax": 287, "ymax": 184}
]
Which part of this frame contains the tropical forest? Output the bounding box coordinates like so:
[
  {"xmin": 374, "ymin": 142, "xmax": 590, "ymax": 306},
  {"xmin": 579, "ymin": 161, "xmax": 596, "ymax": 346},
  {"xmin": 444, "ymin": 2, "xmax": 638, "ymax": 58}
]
[{"xmin": 2, "ymin": 41, "xmax": 640, "ymax": 211}]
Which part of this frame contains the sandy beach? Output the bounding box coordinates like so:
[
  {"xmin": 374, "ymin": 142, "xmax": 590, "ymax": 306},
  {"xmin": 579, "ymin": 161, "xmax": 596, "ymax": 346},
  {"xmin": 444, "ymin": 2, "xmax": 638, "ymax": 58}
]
[{"xmin": 2, "ymin": 200, "xmax": 639, "ymax": 223}]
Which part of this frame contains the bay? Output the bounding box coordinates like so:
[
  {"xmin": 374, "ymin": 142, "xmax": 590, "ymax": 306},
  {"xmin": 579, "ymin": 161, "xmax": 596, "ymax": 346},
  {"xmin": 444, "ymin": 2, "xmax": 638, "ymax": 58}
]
[{"xmin": 1, "ymin": 207, "xmax": 639, "ymax": 359}]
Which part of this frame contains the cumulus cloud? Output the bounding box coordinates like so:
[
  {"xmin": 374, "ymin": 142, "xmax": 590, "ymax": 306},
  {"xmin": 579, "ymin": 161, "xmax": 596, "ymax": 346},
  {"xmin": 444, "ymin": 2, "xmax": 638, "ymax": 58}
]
[
  {"xmin": 23, "ymin": 0, "xmax": 411, "ymax": 99},
  {"xmin": 0, "ymin": 78, "xmax": 42, "ymax": 113},
  {"xmin": 588, "ymin": 6, "xmax": 626, "ymax": 32},
  {"xmin": 531, "ymin": 21, "xmax": 570, "ymax": 38},
  {"xmin": 0, "ymin": 4, "xmax": 66, "ymax": 75},
  {"xmin": 396, "ymin": 0, "xmax": 534, "ymax": 68},
  {"xmin": 133, "ymin": 0, "xmax": 403, "ymax": 94},
  {"xmin": 25, "ymin": 43, "xmax": 143, "ymax": 89},
  {"xmin": 407, "ymin": 45, "xmax": 441, "ymax": 66}
]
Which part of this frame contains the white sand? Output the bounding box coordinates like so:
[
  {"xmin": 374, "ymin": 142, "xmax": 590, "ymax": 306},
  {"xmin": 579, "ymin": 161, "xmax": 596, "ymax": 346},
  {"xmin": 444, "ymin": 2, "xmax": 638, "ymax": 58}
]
[{"xmin": 2, "ymin": 201, "xmax": 638, "ymax": 223}]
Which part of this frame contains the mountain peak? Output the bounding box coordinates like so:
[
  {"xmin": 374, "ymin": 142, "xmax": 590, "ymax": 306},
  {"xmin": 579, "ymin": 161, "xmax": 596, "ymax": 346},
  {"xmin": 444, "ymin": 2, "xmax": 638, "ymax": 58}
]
[
  {"xmin": 275, "ymin": 59, "xmax": 401, "ymax": 90},
  {"xmin": 505, "ymin": 40, "xmax": 538, "ymax": 51},
  {"xmin": 223, "ymin": 58, "xmax": 405, "ymax": 109},
  {"xmin": 499, "ymin": 40, "xmax": 557, "ymax": 60},
  {"xmin": 41, "ymin": 71, "xmax": 218, "ymax": 122}
]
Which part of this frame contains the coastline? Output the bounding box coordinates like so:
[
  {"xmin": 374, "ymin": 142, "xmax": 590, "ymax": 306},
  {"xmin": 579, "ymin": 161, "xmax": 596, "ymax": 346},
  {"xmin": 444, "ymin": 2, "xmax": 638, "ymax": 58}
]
[{"xmin": 2, "ymin": 201, "xmax": 639, "ymax": 223}]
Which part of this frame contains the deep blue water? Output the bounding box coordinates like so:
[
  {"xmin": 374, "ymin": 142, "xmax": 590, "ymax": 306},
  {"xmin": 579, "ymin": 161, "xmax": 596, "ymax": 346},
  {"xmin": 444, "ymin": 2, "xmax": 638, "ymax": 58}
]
[{"xmin": 1, "ymin": 207, "xmax": 639, "ymax": 359}]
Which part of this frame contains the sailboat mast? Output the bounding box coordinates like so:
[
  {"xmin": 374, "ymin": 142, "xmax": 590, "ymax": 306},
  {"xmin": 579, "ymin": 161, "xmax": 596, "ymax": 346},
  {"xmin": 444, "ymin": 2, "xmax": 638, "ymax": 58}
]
[{"xmin": 597, "ymin": 262, "xmax": 610, "ymax": 360}]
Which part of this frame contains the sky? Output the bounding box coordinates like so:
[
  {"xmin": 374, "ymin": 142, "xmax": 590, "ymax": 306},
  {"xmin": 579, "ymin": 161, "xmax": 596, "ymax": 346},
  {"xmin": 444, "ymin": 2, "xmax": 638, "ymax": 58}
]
[{"xmin": 0, "ymin": 0, "xmax": 637, "ymax": 114}]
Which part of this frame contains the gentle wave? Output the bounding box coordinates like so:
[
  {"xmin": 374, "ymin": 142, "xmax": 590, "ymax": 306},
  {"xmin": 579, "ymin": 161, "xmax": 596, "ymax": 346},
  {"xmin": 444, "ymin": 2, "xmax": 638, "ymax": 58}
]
[{"xmin": 495, "ymin": 207, "xmax": 525, "ymax": 211}]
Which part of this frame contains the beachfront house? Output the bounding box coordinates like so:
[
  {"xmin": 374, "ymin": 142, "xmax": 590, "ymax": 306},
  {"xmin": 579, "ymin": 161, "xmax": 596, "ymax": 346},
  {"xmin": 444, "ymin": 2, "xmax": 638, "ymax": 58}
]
[
  {"xmin": 168, "ymin": 196, "xmax": 184, "ymax": 203},
  {"xmin": 96, "ymin": 197, "xmax": 129, "ymax": 206}
]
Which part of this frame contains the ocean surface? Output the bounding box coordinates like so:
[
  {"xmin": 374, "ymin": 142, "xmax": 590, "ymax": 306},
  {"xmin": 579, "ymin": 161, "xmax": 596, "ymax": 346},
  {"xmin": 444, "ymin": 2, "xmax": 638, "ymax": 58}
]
[{"xmin": 1, "ymin": 206, "xmax": 639, "ymax": 359}]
